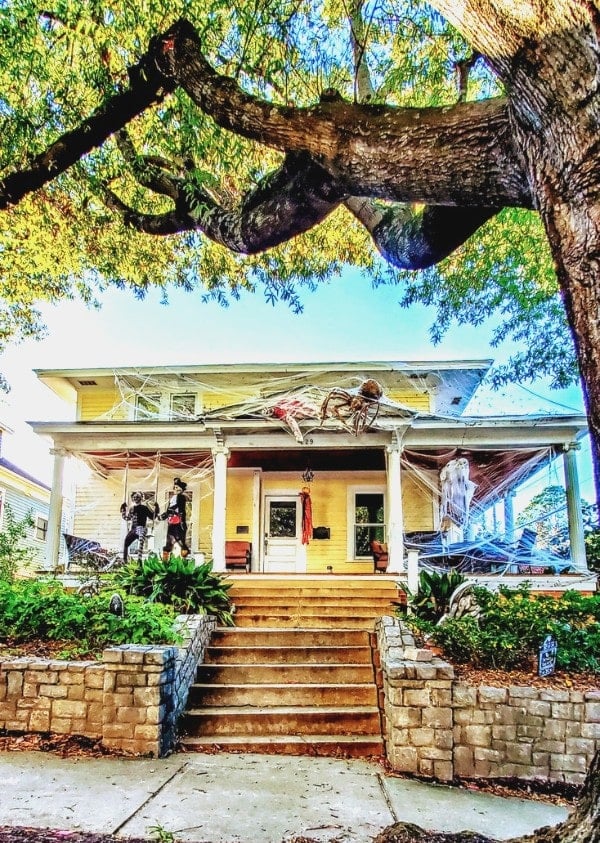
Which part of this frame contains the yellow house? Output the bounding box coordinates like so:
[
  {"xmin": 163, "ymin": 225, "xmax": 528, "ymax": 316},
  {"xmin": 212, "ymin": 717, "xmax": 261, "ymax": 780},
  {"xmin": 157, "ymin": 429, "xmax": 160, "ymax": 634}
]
[{"xmin": 29, "ymin": 360, "xmax": 591, "ymax": 578}]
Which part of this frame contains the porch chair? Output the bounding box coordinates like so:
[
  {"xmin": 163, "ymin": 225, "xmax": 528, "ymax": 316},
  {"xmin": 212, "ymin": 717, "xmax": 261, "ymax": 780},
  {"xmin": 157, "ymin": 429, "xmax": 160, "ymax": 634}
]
[
  {"xmin": 370, "ymin": 539, "xmax": 389, "ymax": 573},
  {"xmin": 225, "ymin": 540, "xmax": 252, "ymax": 572}
]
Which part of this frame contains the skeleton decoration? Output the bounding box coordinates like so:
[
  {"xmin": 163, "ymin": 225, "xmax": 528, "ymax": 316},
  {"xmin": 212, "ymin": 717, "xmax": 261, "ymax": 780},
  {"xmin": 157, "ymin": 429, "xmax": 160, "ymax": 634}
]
[
  {"xmin": 320, "ymin": 379, "xmax": 384, "ymax": 436},
  {"xmin": 263, "ymin": 395, "xmax": 320, "ymax": 443},
  {"xmin": 439, "ymin": 457, "xmax": 476, "ymax": 528}
]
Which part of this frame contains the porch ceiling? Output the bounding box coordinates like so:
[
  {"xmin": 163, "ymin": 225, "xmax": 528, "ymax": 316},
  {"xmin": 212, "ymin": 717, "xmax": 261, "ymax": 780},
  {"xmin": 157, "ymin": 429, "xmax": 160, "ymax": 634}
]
[{"xmin": 228, "ymin": 448, "xmax": 386, "ymax": 471}]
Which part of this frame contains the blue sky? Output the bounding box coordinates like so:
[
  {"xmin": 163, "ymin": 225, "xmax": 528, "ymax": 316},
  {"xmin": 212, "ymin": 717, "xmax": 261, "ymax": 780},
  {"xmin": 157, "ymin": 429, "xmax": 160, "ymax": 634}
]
[{"xmin": 0, "ymin": 267, "xmax": 591, "ymax": 494}]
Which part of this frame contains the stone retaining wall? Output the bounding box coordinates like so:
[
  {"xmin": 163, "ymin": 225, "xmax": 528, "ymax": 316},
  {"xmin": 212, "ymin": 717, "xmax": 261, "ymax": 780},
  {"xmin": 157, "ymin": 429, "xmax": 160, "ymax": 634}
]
[
  {"xmin": 0, "ymin": 614, "xmax": 215, "ymax": 756},
  {"xmin": 377, "ymin": 616, "xmax": 600, "ymax": 786}
]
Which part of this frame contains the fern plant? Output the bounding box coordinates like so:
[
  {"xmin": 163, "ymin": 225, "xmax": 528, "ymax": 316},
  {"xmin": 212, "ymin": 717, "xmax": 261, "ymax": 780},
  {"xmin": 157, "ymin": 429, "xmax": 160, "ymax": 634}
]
[
  {"xmin": 115, "ymin": 553, "xmax": 234, "ymax": 625},
  {"xmin": 401, "ymin": 569, "xmax": 466, "ymax": 623}
]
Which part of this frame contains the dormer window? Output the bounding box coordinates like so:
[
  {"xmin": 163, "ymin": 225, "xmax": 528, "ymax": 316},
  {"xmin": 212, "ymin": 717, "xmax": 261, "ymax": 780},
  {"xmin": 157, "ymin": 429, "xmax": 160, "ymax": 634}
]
[
  {"xmin": 170, "ymin": 393, "xmax": 196, "ymax": 419},
  {"xmin": 135, "ymin": 394, "xmax": 161, "ymax": 420}
]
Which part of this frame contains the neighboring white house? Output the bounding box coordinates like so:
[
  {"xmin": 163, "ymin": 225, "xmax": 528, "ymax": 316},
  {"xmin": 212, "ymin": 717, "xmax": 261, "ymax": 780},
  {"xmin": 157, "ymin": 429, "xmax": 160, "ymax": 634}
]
[{"xmin": 0, "ymin": 421, "xmax": 51, "ymax": 573}]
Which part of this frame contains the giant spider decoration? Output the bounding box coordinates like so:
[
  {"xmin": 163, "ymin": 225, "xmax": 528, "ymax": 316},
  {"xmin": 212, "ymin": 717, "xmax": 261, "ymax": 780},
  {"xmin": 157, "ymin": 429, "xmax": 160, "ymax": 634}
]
[{"xmin": 320, "ymin": 379, "xmax": 383, "ymax": 436}]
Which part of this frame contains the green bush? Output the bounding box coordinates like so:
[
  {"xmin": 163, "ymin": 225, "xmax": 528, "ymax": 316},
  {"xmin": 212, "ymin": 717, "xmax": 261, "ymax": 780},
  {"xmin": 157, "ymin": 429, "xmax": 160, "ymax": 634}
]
[
  {"xmin": 413, "ymin": 585, "xmax": 600, "ymax": 672},
  {"xmin": 115, "ymin": 553, "xmax": 234, "ymax": 625},
  {"xmin": 0, "ymin": 506, "xmax": 34, "ymax": 582},
  {"xmin": 0, "ymin": 578, "xmax": 180, "ymax": 657},
  {"xmin": 401, "ymin": 569, "xmax": 466, "ymax": 623}
]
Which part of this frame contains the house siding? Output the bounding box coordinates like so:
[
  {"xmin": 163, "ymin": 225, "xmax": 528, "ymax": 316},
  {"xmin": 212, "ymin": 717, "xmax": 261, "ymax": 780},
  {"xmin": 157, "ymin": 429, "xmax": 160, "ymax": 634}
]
[
  {"xmin": 75, "ymin": 383, "xmax": 432, "ymax": 421},
  {"xmin": 0, "ymin": 469, "xmax": 50, "ymax": 572}
]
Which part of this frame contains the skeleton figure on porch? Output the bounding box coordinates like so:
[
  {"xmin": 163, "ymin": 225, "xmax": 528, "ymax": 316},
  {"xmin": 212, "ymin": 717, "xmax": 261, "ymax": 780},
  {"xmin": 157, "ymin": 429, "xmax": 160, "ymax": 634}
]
[
  {"xmin": 320, "ymin": 379, "xmax": 383, "ymax": 436},
  {"xmin": 160, "ymin": 477, "xmax": 190, "ymax": 558},
  {"xmin": 120, "ymin": 492, "xmax": 160, "ymax": 564}
]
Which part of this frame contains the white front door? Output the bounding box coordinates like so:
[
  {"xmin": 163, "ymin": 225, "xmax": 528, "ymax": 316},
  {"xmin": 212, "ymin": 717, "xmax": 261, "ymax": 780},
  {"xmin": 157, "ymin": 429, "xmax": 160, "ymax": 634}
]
[{"xmin": 263, "ymin": 495, "xmax": 305, "ymax": 572}]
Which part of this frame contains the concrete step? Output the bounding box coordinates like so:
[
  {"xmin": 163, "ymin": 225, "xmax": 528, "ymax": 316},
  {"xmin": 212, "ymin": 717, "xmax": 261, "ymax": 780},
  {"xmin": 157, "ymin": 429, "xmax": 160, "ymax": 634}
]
[
  {"xmin": 210, "ymin": 627, "xmax": 369, "ymax": 647},
  {"xmin": 231, "ymin": 600, "xmax": 396, "ymax": 613},
  {"xmin": 196, "ymin": 662, "xmax": 375, "ymax": 684},
  {"xmin": 188, "ymin": 682, "xmax": 378, "ymax": 707},
  {"xmin": 178, "ymin": 733, "xmax": 384, "ymax": 757},
  {"xmin": 231, "ymin": 613, "xmax": 383, "ymax": 629},
  {"xmin": 204, "ymin": 645, "xmax": 372, "ymax": 665},
  {"xmin": 182, "ymin": 705, "xmax": 381, "ymax": 736},
  {"xmin": 229, "ymin": 588, "xmax": 398, "ymax": 600}
]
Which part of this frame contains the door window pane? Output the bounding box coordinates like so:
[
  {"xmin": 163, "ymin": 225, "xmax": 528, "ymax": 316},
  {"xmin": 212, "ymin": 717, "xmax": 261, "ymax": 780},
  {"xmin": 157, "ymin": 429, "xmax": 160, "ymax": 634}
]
[
  {"xmin": 269, "ymin": 501, "xmax": 297, "ymax": 537},
  {"xmin": 354, "ymin": 493, "xmax": 385, "ymax": 557}
]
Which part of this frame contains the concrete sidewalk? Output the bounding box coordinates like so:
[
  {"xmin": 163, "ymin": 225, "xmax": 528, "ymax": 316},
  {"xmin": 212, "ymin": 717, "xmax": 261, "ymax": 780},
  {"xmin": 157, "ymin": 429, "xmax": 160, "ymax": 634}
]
[{"xmin": 0, "ymin": 751, "xmax": 569, "ymax": 842}]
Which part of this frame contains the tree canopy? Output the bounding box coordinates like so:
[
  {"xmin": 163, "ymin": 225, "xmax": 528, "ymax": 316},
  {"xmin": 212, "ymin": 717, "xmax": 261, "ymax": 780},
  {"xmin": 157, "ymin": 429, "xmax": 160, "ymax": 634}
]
[
  {"xmin": 2, "ymin": 0, "xmax": 600, "ymax": 499},
  {"xmin": 0, "ymin": 1, "xmax": 570, "ymax": 376}
]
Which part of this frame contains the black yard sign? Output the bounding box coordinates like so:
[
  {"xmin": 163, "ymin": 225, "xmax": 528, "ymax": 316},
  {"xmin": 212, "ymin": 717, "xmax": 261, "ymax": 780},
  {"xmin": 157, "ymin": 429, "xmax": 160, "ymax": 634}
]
[{"xmin": 538, "ymin": 634, "xmax": 558, "ymax": 677}]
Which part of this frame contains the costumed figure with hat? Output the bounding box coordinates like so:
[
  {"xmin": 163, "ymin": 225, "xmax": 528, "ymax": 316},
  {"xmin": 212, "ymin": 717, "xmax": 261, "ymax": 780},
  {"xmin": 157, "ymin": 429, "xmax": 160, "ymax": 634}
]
[
  {"xmin": 120, "ymin": 491, "xmax": 160, "ymax": 564},
  {"xmin": 160, "ymin": 477, "xmax": 190, "ymax": 559}
]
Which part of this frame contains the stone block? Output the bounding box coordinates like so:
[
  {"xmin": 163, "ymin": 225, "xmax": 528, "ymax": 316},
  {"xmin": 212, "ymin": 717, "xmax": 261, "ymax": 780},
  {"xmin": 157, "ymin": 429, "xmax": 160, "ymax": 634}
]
[
  {"xmin": 433, "ymin": 759, "xmax": 453, "ymax": 781},
  {"xmin": 506, "ymin": 743, "xmax": 532, "ymax": 764},
  {"xmin": 465, "ymin": 724, "xmax": 491, "ymax": 747},
  {"xmin": 551, "ymin": 753, "xmax": 587, "ymax": 774},
  {"xmin": 473, "ymin": 747, "xmax": 501, "ymax": 762},
  {"xmin": 49, "ymin": 717, "xmax": 72, "ymax": 734},
  {"xmin": 543, "ymin": 719, "xmax": 566, "ymax": 740},
  {"xmin": 565, "ymin": 721, "xmax": 582, "ymax": 738},
  {"xmin": 115, "ymin": 672, "xmax": 148, "ymax": 688},
  {"xmin": 419, "ymin": 746, "xmax": 452, "ymax": 761},
  {"xmin": 418, "ymin": 758, "xmax": 434, "ymax": 778},
  {"xmin": 102, "ymin": 692, "xmax": 135, "ymax": 708},
  {"xmin": 453, "ymin": 745, "xmax": 475, "ymax": 777},
  {"xmin": 116, "ymin": 707, "xmax": 147, "ymax": 725},
  {"xmin": 66, "ymin": 685, "xmax": 85, "ymax": 701},
  {"xmin": 434, "ymin": 730, "xmax": 454, "ymax": 750},
  {"xmin": 85, "ymin": 670, "xmax": 105, "ymax": 690},
  {"xmin": 122, "ymin": 650, "xmax": 147, "ymax": 664},
  {"xmin": 404, "ymin": 688, "xmax": 431, "ymax": 707},
  {"xmin": 516, "ymin": 725, "xmax": 543, "ymax": 740},
  {"xmin": 51, "ymin": 699, "xmax": 87, "ymax": 719},
  {"xmin": 539, "ymin": 689, "xmax": 570, "ymax": 702},
  {"xmin": 7, "ymin": 672, "xmax": 24, "ymax": 696},
  {"xmin": 39, "ymin": 685, "xmax": 68, "ymax": 699},
  {"xmin": 29, "ymin": 710, "xmax": 51, "ymax": 732},
  {"xmin": 508, "ymin": 686, "xmax": 540, "ymax": 699},
  {"xmin": 422, "ymin": 706, "xmax": 452, "ymax": 729},
  {"xmin": 431, "ymin": 688, "xmax": 452, "ymax": 707},
  {"xmin": 408, "ymin": 727, "xmax": 434, "ymax": 747},
  {"xmin": 133, "ymin": 723, "xmax": 161, "ymax": 741},
  {"xmin": 551, "ymin": 702, "xmax": 574, "ymax": 719},
  {"xmin": 526, "ymin": 700, "xmax": 552, "ymax": 717},
  {"xmin": 581, "ymin": 722, "xmax": 600, "ymax": 739},
  {"xmin": 391, "ymin": 706, "xmax": 422, "ymax": 727},
  {"xmin": 537, "ymin": 739, "xmax": 566, "ymax": 754},
  {"xmin": 478, "ymin": 686, "xmax": 507, "ymax": 705},
  {"xmin": 585, "ymin": 701, "xmax": 600, "ymax": 722},
  {"xmin": 102, "ymin": 723, "xmax": 135, "ymax": 740},
  {"xmin": 389, "ymin": 745, "xmax": 418, "ymax": 774},
  {"xmin": 532, "ymin": 752, "xmax": 550, "ymax": 768},
  {"xmin": 102, "ymin": 649, "xmax": 126, "ymax": 664},
  {"xmin": 565, "ymin": 737, "xmax": 596, "ymax": 756},
  {"xmin": 403, "ymin": 647, "xmax": 433, "ymax": 661},
  {"xmin": 133, "ymin": 687, "xmax": 161, "ymax": 707},
  {"xmin": 492, "ymin": 724, "xmax": 516, "ymax": 741},
  {"xmin": 414, "ymin": 665, "xmax": 438, "ymax": 680}
]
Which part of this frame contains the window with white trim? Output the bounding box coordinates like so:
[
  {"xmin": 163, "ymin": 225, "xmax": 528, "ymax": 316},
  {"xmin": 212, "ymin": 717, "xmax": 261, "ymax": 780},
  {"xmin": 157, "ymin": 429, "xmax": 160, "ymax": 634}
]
[
  {"xmin": 170, "ymin": 393, "xmax": 196, "ymax": 419},
  {"xmin": 34, "ymin": 514, "xmax": 48, "ymax": 542},
  {"xmin": 135, "ymin": 394, "xmax": 161, "ymax": 420},
  {"xmin": 348, "ymin": 488, "xmax": 386, "ymax": 558}
]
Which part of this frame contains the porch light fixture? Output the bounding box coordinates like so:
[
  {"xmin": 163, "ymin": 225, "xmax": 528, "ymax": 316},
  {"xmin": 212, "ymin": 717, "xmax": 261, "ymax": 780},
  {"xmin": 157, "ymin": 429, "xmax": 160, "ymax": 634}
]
[{"xmin": 301, "ymin": 466, "xmax": 314, "ymax": 483}]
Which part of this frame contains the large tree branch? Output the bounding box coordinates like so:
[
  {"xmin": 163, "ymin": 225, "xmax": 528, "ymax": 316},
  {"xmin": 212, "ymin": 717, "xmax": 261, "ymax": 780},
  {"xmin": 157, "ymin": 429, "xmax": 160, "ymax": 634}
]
[
  {"xmin": 156, "ymin": 19, "xmax": 532, "ymax": 208},
  {"xmin": 0, "ymin": 42, "xmax": 175, "ymax": 211},
  {"xmin": 346, "ymin": 199, "xmax": 498, "ymax": 269},
  {"xmin": 104, "ymin": 151, "xmax": 347, "ymax": 252}
]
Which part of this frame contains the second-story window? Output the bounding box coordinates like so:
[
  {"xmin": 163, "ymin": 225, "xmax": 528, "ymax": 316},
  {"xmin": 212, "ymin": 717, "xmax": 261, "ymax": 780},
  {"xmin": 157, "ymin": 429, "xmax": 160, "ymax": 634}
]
[
  {"xmin": 135, "ymin": 394, "xmax": 161, "ymax": 420},
  {"xmin": 170, "ymin": 394, "xmax": 196, "ymax": 419}
]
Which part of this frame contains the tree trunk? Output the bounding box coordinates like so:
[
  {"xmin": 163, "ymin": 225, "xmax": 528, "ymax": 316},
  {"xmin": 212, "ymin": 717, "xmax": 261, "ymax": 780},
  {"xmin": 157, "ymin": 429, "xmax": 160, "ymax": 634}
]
[{"xmin": 374, "ymin": 749, "xmax": 600, "ymax": 843}]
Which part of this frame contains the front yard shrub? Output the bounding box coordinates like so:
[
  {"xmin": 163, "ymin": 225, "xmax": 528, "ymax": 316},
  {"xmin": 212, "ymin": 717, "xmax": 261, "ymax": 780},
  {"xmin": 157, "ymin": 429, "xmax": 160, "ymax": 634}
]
[
  {"xmin": 0, "ymin": 579, "xmax": 180, "ymax": 656},
  {"xmin": 115, "ymin": 553, "xmax": 234, "ymax": 625},
  {"xmin": 0, "ymin": 506, "xmax": 34, "ymax": 582},
  {"xmin": 401, "ymin": 569, "xmax": 466, "ymax": 622},
  {"xmin": 405, "ymin": 585, "xmax": 600, "ymax": 672}
]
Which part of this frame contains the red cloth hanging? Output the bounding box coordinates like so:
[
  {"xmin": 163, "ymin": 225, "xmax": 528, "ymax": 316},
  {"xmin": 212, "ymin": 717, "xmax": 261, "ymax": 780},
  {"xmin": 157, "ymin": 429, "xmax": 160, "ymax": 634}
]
[{"xmin": 300, "ymin": 487, "xmax": 313, "ymax": 545}]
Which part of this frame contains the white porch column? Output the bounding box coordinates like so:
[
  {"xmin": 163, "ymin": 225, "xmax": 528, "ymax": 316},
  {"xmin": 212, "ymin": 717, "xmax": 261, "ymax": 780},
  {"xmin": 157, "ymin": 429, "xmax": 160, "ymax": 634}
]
[
  {"xmin": 504, "ymin": 490, "xmax": 516, "ymax": 543},
  {"xmin": 211, "ymin": 446, "xmax": 229, "ymax": 571},
  {"xmin": 46, "ymin": 448, "xmax": 66, "ymax": 571},
  {"xmin": 563, "ymin": 444, "xmax": 587, "ymax": 572},
  {"xmin": 386, "ymin": 443, "xmax": 404, "ymax": 573}
]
